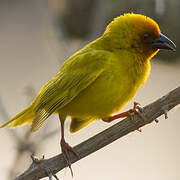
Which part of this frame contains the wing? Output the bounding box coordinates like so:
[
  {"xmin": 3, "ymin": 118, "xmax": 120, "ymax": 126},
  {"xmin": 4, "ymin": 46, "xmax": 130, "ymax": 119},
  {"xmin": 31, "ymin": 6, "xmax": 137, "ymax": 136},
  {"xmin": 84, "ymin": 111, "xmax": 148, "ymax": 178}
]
[{"xmin": 31, "ymin": 50, "xmax": 109, "ymax": 131}]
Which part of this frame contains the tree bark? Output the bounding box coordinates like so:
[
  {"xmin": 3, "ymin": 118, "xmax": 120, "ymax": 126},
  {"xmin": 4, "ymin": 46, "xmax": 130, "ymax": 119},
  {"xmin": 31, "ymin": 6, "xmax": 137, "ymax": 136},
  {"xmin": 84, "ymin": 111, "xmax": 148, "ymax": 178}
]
[{"xmin": 15, "ymin": 86, "xmax": 180, "ymax": 180}]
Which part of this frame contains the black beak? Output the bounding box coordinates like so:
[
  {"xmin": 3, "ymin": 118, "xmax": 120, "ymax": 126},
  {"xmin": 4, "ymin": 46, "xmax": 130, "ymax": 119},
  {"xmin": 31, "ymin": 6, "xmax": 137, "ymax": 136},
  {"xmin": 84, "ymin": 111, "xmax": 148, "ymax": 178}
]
[{"xmin": 152, "ymin": 33, "xmax": 176, "ymax": 51}]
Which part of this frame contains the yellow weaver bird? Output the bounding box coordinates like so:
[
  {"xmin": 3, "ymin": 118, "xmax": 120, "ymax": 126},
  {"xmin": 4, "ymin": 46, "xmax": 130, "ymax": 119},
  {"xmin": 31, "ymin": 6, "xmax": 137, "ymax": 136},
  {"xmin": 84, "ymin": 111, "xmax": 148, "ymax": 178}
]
[{"xmin": 0, "ymin": 13, "xmax": 176, "ymax": 174}]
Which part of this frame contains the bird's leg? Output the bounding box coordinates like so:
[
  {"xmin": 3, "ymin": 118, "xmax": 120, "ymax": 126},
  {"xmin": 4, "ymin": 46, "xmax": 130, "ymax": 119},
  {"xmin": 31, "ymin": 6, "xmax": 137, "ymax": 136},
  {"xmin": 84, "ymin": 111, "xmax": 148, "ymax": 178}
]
[
  {"xmin": 59, "ymin": 118, "xmax": 79, "ymax": 177},
  {"xmin": 103, "ymin": 102, "xmax": 140, "ymax": 122},
  {"xmin": 103, "ymin": 102, "xmax": 142, "ymax": 132},
  {"xmin": 107, "ymin": 102, "xmax": 140, "ymax": 122}
]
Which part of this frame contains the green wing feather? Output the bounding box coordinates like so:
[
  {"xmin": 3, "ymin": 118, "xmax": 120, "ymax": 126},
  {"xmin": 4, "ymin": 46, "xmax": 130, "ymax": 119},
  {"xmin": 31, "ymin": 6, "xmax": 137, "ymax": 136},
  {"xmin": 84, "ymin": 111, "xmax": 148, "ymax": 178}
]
[{"xmin": 31, "ymin": 51, "xmax": 109, "ymax": 132}]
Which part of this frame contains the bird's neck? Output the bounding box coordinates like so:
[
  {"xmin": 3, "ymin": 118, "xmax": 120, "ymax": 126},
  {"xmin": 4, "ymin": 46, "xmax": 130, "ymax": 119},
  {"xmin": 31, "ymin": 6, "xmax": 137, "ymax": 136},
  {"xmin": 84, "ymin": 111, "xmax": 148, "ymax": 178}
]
[{"xmin": 83, "ymin": 36, "xmax": 159, "ymax": 64}]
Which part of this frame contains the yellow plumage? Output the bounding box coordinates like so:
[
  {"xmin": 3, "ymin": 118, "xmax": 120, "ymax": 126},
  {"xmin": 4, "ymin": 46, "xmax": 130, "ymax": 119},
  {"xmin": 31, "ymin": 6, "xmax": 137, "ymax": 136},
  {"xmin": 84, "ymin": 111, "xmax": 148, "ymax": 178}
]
[
  {"xmin": 0, "ymin": 14, "xmax": 166, "ymax": 134},
  {"xmin": 1, "ymin": 13, "xmax": 176, "ymax": 173}
]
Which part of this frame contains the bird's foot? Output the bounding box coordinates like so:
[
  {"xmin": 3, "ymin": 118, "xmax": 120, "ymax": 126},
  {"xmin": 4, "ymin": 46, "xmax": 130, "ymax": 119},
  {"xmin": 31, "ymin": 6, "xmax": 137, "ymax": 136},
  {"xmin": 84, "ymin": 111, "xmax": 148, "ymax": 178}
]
[
  {"xmin": 104, "ymin": 102, "xmax": 144, "ymax": 132},
  {"xmin": 129, "ymin": 103, "xmax": 160, "ymax": 126},
  {"xmin": 60, "ymin": 139, "xmax": 79, "ymax": 177},
  {"xmin": 127, "ymin": 102, "xmax": 144, "ymax": 132},
  {"xmin": 105, "ymin": 102, "xmax": 141, "ymax": 122}
]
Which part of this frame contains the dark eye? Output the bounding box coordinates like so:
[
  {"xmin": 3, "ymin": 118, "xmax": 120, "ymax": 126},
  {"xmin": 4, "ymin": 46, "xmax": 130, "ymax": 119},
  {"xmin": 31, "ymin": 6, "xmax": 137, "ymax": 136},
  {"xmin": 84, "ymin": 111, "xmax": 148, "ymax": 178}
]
[{"xmin": 142, "ymin": 33, "xmax": 150, "ymax": 40}]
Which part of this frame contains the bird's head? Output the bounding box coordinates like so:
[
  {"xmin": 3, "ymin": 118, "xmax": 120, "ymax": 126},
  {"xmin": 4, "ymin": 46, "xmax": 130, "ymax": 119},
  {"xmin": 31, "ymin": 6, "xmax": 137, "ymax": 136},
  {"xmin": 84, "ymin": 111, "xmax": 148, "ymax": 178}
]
[{"xmin": 103, "ymin": 13, "xmax": 176, "ymax": 59}]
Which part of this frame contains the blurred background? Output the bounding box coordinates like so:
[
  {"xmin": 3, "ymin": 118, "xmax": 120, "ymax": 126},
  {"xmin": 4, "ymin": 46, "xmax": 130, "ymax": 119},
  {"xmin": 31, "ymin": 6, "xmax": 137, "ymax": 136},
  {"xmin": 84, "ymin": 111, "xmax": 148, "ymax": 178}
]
[{"xmin": 0, "ymin": 0, "xmax": 180, "ymax": 179}]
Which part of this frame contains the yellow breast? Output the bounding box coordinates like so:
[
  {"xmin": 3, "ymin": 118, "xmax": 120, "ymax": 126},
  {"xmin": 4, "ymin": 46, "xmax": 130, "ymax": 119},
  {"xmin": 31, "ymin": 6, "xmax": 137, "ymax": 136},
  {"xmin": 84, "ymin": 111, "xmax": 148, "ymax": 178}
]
[{"xmin": 60, "ymin": 50, "xmax": 150, "ymax": 119}]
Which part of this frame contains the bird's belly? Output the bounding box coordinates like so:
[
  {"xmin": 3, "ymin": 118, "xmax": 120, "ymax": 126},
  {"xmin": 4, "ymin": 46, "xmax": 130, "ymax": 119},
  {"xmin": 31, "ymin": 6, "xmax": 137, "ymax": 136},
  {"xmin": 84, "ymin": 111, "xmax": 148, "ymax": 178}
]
[{"xmin": 59, "ymin": 71, "xmax": 142, "ymax": 119}]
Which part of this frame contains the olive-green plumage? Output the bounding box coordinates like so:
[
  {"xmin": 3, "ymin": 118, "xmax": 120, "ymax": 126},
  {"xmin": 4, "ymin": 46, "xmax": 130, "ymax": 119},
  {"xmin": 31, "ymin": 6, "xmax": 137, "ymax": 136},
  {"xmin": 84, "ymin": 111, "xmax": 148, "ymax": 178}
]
[{"xmin": 1, "ymin": 13, "xmax": 174, "ymax": 135}]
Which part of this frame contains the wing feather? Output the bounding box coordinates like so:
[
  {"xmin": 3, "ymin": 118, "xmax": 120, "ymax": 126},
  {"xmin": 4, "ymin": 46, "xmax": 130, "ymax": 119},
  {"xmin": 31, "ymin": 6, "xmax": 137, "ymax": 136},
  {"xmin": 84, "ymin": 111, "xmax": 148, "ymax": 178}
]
[{"xmin": 30, "ymin": 51, "xmax": 109, "ymax": 132}]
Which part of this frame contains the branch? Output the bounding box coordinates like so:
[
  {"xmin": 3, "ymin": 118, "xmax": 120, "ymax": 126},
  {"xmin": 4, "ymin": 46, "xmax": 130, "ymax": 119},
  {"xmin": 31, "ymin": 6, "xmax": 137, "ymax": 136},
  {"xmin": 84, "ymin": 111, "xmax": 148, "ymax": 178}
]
[{"xmin": 15, "ymin": 86, "xmax": 180, "ymax": 180}]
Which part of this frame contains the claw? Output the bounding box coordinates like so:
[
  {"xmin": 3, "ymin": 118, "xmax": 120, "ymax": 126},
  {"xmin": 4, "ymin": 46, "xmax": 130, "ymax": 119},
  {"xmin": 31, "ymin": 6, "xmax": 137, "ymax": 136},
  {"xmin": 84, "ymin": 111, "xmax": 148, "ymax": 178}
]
[
  {"xmin": 134, "ymin": 104, "xmax": 148, "ymax": 122},
  {"xmin": 127, "ymin": 106, "xmax": 142, "ymax": 132},
  {"xmin": 59, "ymin": 116, "xmax": 79, "ymax": 177},
  {"xmin": 106, "ymin": 102, "xmax": 146, "ymax": 132},
  {"xmin": 134, "ymin": 102, "xmax": 141, "ymax": 109},
  {"xmin": 61, "ymin": 139, "xmax": 79, "ymax": 177},
  {"xmin": 136, "ymin": 105, "xmax": 144, "ymax": 113}
]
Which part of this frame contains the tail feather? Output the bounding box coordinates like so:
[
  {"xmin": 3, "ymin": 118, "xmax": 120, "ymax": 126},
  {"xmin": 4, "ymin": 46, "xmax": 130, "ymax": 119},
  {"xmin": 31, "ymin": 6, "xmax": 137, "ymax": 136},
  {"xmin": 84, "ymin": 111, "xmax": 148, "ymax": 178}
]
[{"xmin": 0, "ymin": 105, "xmax": 34, "ymax": 128}]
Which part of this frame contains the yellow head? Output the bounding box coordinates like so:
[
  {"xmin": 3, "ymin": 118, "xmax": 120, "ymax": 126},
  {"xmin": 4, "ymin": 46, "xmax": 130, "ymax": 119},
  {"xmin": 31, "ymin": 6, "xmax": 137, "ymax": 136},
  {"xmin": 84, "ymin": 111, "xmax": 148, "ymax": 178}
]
[{"xmin": 103, "ymin": 13, "xmax": 176, "ymax": 59}]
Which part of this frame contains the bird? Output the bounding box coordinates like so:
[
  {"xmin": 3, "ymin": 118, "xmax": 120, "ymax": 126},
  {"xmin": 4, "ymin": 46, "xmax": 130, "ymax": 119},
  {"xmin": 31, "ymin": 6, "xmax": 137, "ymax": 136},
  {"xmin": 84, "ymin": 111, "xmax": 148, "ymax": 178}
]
[{"xmin": 0, "ymin": 13, "xmax": 176, "ymax": 175}]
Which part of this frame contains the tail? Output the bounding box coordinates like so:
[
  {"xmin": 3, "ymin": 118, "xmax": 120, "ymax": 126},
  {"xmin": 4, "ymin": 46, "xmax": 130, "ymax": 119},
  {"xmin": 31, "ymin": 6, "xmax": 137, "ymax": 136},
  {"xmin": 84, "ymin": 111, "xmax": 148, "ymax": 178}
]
[{"xmin": 0, "ymin": 105, "xmax": 34, "ymax": 128}]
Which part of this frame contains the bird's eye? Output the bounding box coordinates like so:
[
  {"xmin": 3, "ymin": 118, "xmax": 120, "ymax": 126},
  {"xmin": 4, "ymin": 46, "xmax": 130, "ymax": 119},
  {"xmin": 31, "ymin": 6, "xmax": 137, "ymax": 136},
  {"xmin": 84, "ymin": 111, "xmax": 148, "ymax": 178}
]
[{"xmin": 142, "ymin": 33, "xmax": 150, "ymax": 41}]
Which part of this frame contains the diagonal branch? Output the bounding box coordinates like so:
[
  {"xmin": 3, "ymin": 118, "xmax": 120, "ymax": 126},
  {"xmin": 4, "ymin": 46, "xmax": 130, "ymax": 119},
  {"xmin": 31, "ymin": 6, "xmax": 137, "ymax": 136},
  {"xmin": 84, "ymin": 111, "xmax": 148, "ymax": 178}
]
[{"xmin": 15, "ymin": 86, "xmax": 180, "ymax": 180}]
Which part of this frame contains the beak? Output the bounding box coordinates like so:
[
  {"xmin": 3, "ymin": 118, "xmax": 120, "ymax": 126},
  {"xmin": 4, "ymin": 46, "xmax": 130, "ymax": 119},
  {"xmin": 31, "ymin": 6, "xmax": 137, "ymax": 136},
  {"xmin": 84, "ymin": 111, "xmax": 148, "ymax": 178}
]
[{"xmin": 152, "ymin": 33, "xmax": 176, "ymax": 51}]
